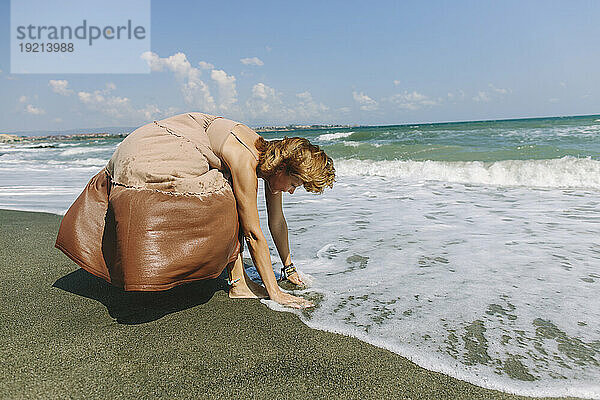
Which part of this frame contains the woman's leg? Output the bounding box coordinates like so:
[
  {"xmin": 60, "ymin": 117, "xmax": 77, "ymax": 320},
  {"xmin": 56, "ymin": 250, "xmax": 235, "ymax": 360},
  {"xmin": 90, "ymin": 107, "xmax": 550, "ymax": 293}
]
[{"xmin": 227, "ymin": 253, "xmax": 269, "ymax": 298}]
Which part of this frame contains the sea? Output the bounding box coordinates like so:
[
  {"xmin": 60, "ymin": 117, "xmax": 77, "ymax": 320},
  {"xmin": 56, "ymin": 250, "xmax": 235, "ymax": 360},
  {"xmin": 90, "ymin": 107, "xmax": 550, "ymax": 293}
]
[{"xmin": 1, "ymin": 115, "xmax": 599, "ymax": 399}]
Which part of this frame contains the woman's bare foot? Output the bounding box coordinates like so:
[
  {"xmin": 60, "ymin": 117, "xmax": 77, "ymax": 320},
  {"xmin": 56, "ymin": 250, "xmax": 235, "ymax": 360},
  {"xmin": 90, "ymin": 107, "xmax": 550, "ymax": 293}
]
[{"xmin": 228, "ymin": 273, "xmax": 269, "ymax": 299}]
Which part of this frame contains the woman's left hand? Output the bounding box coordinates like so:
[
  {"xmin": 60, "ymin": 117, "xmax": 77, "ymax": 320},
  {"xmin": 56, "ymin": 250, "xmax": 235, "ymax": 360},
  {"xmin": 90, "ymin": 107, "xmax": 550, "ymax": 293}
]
[
  {"xmin": 270, "ymin": 290, "xmax": 314, "ymax": 309},
  {"xmin": 286, "ymin": 271, "xmax": 304, "ymax": 286}
]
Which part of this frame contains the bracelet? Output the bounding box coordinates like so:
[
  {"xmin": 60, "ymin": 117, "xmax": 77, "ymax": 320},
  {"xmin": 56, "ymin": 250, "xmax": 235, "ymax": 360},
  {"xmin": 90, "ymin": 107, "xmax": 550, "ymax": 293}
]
[{"xmin": 280, "ymin": 262, "xmax": 296, "ymax": 280}]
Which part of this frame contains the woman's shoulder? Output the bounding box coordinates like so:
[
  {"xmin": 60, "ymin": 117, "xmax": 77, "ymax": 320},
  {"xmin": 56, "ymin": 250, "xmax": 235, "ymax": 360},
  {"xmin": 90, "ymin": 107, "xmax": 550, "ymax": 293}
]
[{"xmin": 221, "ymin": 125, "xmax": 261, "ymax": 172}]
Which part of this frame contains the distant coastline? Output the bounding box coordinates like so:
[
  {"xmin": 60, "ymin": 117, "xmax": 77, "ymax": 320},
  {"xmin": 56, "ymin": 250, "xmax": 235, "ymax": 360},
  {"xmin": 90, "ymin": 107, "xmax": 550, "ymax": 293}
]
[
  {"xmin": 254, "ymin": 124, "xmax": 356, "ymax": 133},
  {"xmin": 0, "ymin": 124, "xmax": 358, "ymax": 142},
  {"xmin": 2, "ymin": 113, "xmax": 599, "ymax": 141},
  {"xmin": 0, "ymin": 132, "xmax": 127, "ymax": 143}
]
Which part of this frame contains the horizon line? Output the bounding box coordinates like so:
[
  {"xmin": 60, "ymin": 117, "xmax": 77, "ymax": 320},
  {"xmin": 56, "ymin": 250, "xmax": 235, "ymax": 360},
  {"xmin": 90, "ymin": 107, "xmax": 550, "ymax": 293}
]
[{"xmin": 3, "ymin": 112, "xmax": 600, "ymax": 136}]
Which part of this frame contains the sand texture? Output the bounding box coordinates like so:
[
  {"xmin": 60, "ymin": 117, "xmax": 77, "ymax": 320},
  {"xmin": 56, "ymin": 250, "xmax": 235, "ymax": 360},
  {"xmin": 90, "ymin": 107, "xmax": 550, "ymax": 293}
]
[{"xmin": 0, "ymin": 209, "xmax": 580, "ymax": 400}]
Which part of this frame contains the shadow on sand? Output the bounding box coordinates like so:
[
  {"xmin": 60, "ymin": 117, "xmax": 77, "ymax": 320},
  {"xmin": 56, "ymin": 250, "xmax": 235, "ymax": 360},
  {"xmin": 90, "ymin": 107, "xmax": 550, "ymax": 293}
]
[{"xmin": 53, "ymin": 268, "xmax": 228, "ymax": 325}]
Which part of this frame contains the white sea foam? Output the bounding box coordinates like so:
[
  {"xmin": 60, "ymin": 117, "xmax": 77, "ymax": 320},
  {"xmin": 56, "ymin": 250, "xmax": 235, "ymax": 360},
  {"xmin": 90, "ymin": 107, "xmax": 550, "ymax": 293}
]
[
  {"xmin": 60, "ymin": 147, "xmax": 106, "ymax": 156},
  {"xmin": 335, "ymin": 156, "xmax": 600, "ymax": 189},
  {"xmin": 318, "ymin": 131, "xmax": 354, "ymax": 141},
  {"xmin": 253, "ymin": 176, "xmax": 600, "ymax": 399},
  {"xmin": 72, "ymin": 157, "xmax": 108, "ymax": 166},
  {"xmin": 0, "ymin": 164, "xmax": 102, "ymax": 173},
  {"xmin": 0, "ymin": 146, "xmax": 52, "ymax": 153},
  {"xmin": 501, "ymin": 124, "xmax": 600, "ymax": 139},
  {"xmin": 46, "ymin": 157, "xmax": 108, "ymax": 166},
  {"xmin": 0, "ymin": 185, "xmax": 79, "ymax": 196}
]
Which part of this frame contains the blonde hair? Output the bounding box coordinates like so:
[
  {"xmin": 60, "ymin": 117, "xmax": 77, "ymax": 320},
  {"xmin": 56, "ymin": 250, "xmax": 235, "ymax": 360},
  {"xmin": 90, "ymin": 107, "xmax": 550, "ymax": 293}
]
[{"xmin": 255, "ymin": 136, "xmax": 335, "ymax": 193}]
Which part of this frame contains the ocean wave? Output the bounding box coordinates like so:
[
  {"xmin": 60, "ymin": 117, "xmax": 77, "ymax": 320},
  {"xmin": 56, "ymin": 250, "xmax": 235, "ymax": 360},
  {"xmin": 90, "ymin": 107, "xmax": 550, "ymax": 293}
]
[
  {"xmin": 318, "ymin": 131, "xmax": 354, "ymax": 141},
  {"xmin": 498, "ymin": 124, "xmax": 600, "ymax": 138},
  {"xmin": 0, "ymin": 185, "xmax": 80, "ymax": 196},
  {"xmin": 0, "ymin": 146, "xmax": 52, "ymax": 154},
  {"xmin": 342, "ymin": 141, "xmax": 361, "ymax": 148},
  {"xmin": 335, "ymin": 156, "xmax": 600, "ymax": 188},
  {"xmin": 60, "ymin": 147, "xmax": 107, "ymax": 156},
  {"xmin": 47, "ymin": 157, "xmax": 108, "ymax": 166}
]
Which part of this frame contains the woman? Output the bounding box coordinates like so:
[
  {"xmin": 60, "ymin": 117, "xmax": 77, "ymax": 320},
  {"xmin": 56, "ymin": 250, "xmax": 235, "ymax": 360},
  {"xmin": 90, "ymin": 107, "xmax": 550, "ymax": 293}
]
[{"xmin": 55, "ymin": 112, "xmax": 335, "ymax": 309}]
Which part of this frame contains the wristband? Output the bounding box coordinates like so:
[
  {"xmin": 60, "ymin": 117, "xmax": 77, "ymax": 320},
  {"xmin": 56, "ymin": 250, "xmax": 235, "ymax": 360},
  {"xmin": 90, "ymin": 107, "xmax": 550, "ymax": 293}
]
[{"xmin": 280, "ymin": 262, "xmax": 296, "ymax": 280}]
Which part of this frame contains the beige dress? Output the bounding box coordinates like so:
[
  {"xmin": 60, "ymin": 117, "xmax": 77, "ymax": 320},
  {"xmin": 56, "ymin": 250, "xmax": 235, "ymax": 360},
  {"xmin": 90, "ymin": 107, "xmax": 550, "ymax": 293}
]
[{"xmin": 55, "ymin": 112, "xmax": 247, "ymax": 291}]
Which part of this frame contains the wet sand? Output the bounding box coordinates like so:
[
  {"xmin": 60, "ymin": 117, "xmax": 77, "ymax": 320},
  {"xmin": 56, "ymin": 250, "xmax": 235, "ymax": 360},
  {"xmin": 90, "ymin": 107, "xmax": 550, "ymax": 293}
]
[{"xmin": 0, "ymin": 209, "xmax": 580, "ymax": 399}]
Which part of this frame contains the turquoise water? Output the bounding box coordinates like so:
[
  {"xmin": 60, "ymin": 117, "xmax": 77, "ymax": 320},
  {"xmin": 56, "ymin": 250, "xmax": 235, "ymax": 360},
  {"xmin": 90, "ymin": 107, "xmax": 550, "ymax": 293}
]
[
  {"xmin": 261, "ymin": 115, "xmax": 600, "ymax": 162},
  {"xmin": 1, "ymin": 114, "xmax": 599, "ymax": 398}
]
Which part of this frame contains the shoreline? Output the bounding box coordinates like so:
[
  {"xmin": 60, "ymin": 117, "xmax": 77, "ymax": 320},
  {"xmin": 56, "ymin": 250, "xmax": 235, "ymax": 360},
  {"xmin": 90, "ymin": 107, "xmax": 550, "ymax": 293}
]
[
  {"xmin": 0, "ymin": 208, "xmax": 584, "ymax": 400},
  {"xmin": 3, "ymin": 113, "xmax": 600, "ymax": 140}
]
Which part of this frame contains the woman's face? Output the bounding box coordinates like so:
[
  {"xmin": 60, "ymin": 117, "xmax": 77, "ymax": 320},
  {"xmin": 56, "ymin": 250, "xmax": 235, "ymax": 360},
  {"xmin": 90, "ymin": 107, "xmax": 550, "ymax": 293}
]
[{"xmin": 267, "ymin": 171, "xmax": 303, "ymax": 194}]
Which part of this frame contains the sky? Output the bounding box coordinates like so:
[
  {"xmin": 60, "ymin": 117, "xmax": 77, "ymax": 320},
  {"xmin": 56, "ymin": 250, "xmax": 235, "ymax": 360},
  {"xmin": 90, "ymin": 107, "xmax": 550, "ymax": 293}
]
[{"xmin": 1, "ymin": 0, "xmax": 599, "ymax": 132}]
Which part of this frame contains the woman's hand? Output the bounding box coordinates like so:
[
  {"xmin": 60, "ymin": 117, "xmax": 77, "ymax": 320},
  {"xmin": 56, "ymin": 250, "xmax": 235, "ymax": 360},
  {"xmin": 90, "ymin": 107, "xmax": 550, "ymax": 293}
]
[
  {"xmin": 270, "ymin": 290, "xmax": 314, "ymax": 309},
  {"xmin": 285, "ymin": 271, "xmax": 304, "ymax": 286}
]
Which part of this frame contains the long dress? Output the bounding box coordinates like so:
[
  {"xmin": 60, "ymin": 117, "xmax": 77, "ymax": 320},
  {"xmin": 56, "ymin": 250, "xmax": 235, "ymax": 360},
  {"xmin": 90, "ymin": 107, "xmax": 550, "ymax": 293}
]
[{"xmin": 55, "ymin": 112, "xmax": 247, "ymax": 291}]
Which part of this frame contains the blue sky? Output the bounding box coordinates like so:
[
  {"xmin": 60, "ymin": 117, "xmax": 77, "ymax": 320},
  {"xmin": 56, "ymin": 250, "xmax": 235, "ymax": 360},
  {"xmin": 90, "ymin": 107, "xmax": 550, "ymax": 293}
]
[{"xmin": 1, "ymin": 0, "xmax": 599, "ymax": 132}]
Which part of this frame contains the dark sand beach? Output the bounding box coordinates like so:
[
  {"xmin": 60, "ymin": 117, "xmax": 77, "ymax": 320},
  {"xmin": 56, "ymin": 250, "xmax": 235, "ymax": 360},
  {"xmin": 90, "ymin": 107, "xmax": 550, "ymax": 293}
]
[{"xmin": 0, "ymin": 209, "xmax": 580, "ymax": 400}]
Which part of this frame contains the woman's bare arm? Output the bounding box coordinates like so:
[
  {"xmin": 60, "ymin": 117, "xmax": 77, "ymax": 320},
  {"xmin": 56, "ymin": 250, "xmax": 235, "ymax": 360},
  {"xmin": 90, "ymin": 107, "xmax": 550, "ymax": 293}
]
[
  {"xmin": 221, "ymin": 142, "xmax": 311, "ymax": 307},
  {"xmin": 265, "ymin": 188, "xmax": 292, "ymax": 267},
  {"xmin": 227, "ymin": 156, "xmax": 280, "ymax": 295},
  {"xmin": 265, "ymin": 185, "xmax": 305, "ymax": 285}
]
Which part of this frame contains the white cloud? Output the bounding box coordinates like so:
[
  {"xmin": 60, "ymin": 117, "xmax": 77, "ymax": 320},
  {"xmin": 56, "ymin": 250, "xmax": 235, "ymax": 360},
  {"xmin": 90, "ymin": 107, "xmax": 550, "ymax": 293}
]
[
  {"xmin": 473, "ymin": 91, "xmax": 490, "ymax": 102},
  {"xmin": 25, "ymin": 104, "xmax": 45, "ymax": 115},
  {"xmin": 240, "ymin": 57, "xmax": 264, "ymax": 66},
  {"xmin": 141, "ymin": 51, "xmax": 198, "ymax": 79},
  {"xmin": 77, "ymin": 83, "xmax": 177, "ymax": 122},
  {"xmin": 353, "ymin": 91, "xmax": 378, "ymax": 111},
  {"xmin": 488, "ymin": 84, "xmax": 509, "ymax": 94},
  {"xmin": 53, "ymin": 117, "xmax": 63, "ymax": 123},
  {"xmin": 77, "ymin": 90, "xmax": 130, "ymax": 114},
  {"xmin": 211, "ymin": 69, "xmax": 237, "ymax": 111},
  {"xmin": 252, "ymin": 82, "xmax": 277, "ymax": 100},
  {"xmin": 244, "ymin": 84, "xmax": 330, "ymax": 123},
  {"xmin": 265, "ymin": 46, "xmax": 272, "ymax": 52},
  {"xmin": 248, "ymin": 83, "xmax": 292, "ymax": 119},
  {"xmin": 17, "ymin": 95, "xmax": 46, "ymax": 116},
  {"xmin": 0, "ymin": 69, "xmax": 3, "ymax": 73},
  {"xmin": 549, "ymin": 98, "xmax": 559, "ymax": 103},
  {"xmin": 560, "ymin": 82, "xmax": 567, "ymax": 88},
  {"xmin": 388, "ymin": 91, "xmax": 438, "ymax": 110},
  {"xmin": 393, "ymin": 80, "xmax": 401, "ymax": 86},
  {"xmin": 141, "ymin": 51, "xmax": 217, "ymax": 111},
  {"xmin": 469, "ymin": 85, "xmax": 509, "ymax": 104},
  {"xmin": 294, "ymin": 91, "xmax": 329, "ymax": 120},
  {"xmin": 296, "ymin": 91, "xmax": 312, "ymax": 102},
  {"xmin": 49, "ymin": 79, "xmax": 74, "ymax": 96},
  {"xmin": 245, "ymin": 83, "xmax": 284, "ymax": 118},
  {"xmin": 446, "ymin": 90, "xmax": 466, "ymax": 102},
  {"xmin": 137, "ymin": 104, "xmax": 179, "ymax": 121},
  {"xmin": 198, "ymin": 61, "xmax": 214, "ymax": 70}
]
